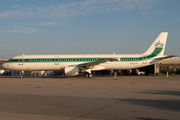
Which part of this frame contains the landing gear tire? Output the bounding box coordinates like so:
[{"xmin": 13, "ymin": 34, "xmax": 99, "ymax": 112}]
[
  {"xmin": 20, "ymin": 71, "xmax": 24, "ymax": 78},
  {"xmin": 88, "ymin": 73, "xmax": 93, "ymax": 79},
  {"xmin": 85, "ymin": 73, "xmax": 89, "ymax": 78}
]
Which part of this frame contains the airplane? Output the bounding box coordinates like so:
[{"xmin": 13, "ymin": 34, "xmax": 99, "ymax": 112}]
[{"xmin": 2, "ymin": 32, "xmax": 176, "ymax": 78}]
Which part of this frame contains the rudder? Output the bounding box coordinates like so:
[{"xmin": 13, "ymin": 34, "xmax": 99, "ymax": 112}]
[{"xmin": 142, "ymin": 32, "xmax": 168, "ymax": 56}]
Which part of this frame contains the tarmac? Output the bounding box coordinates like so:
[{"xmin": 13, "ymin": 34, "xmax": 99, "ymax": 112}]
[{"xmin": 0, "ymin": 75, "xmax": 179, "ymax": 120}]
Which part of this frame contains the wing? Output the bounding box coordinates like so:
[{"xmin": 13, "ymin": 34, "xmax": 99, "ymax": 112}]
[
  {"xmin": 78, "ymin": 58, "xmax": 118, "ymax": 68},
  {"xmin": 150, "ymin": 55, "xmax": 177, "ymax": 64}
]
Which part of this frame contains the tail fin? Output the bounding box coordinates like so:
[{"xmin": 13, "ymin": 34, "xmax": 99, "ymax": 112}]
[{"xmin": 142, "ymin": 32, "xmax": 168, "ymax": 56}]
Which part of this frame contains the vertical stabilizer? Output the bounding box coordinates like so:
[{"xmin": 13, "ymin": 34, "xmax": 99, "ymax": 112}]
[{"xmin": 142, "ymin": 32, "xmax": 168, "ymax": 56}]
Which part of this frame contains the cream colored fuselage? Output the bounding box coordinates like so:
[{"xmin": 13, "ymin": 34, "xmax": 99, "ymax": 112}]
[{"xmin": 3, "ymin": 54, "xmax": 152, "ymax": 71}]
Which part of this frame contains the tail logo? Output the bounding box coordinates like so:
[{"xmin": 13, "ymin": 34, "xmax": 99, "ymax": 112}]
[{"xmin": 155, "ymin": 41, "xmax": 164, "ymax": 47}]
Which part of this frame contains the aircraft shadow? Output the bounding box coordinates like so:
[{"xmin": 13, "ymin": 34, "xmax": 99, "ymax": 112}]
[
  {"xmin": 135, "ymin": 117, "xmax": 169, "ymax": 120},
  {"xmin": 125, "ymin": 99, "xmax": 180, "ymax": 112},
  {"xmin": 136, "ymin": 90, "xmax": 180, "ymax": 97}
]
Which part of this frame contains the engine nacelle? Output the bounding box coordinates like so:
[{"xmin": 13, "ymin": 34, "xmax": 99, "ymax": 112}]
[{"xmin": 63, "ymin": 66, "xmax": 79, "ymax": 76}]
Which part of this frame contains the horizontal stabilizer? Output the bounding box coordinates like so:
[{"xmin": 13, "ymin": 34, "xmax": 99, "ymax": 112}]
[{"xmin": 149, "ymin": 55, "xmax": 177, "ymax": 64}]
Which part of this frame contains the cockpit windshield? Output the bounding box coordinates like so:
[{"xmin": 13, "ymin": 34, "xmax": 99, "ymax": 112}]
[{"xmin": 7, "ymin": 59, "xmax": 13, "ymax": 62}]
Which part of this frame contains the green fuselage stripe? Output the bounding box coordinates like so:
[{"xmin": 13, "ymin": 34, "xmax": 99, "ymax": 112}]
[
  {"xmin": 8, "ymin": 58, "xmax": 113, "ymax": 63},
  {"xmin": 7, "ymin": 47, "xmax": 163, "ymax": 63},
  {"xmin": 120, "ymin": 47, "xmax": 162, "ymax": 61}
]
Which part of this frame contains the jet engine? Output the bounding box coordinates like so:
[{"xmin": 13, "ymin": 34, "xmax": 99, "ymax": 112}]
[{"xmin": 63, "ymin": 66, "xmax": 79, "ymax": 76}]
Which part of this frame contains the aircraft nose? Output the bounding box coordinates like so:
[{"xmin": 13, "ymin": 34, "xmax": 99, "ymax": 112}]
[{"xmin": 2, "ymin": 63, "xmax": 8, "ymax": 69}]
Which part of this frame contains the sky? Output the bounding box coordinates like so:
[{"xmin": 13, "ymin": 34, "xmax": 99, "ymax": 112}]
[{"xmin": 0, "ymin": 0, "xmax": 180, "ymax": 59}]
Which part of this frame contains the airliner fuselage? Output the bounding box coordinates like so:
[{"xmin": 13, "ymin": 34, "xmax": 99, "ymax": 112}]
[{"xmin": 4, "ymin": 54, "xmax": 152, "ymax": 71}]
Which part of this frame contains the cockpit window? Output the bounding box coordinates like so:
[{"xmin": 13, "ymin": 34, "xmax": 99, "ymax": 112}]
[{"xmin": 7, "ymin": 59, "xmax": 13, "ymax": 62}]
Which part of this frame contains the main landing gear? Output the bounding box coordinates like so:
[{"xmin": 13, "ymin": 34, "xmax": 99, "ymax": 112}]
[
  {"xmin": 20, "ymin": 71, "xmax": 24, "ymax": 78},
  {"xmin": 88, "ymin": 73, "xmax": 93, "ymax": 79},
  {"xmin": 85, "ymin": 73, "xmax": 93, "ymax": 79}
]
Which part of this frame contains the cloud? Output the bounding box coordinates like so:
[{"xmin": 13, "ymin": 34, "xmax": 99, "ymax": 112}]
[
  {"xmin": 12, "ymin": 5, "xmax": 21, "ymax": 9},
  {"xmin": 34, "ymin": 22, "xmax": 57, "ymax": 26},
  {"xmin": 0, "ymin": 0, "xmax": 160, "ymax": 19},
  {"xmin": 139, "ymin": 10, "xmax": 163, "ymax": 15},
  {"xmin": 139, "ymin": 11, "xmax": 148, "ymax": 15},
  {"xmin": 34, "ymin": 22, "xmax": 66, "ymax": 26},
  {"xmin": 3, "ymin": 26, "xmax": 38, "ymax": 33},
  {"xmin": 0, "ymin": 11, "xmax": 10, "ymax": 18}
]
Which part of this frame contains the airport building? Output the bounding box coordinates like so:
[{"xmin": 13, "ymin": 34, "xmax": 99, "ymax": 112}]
[
  {"xmin": 0, "ymin": 60, "xmax": 7, "ymax": 64},
  {"xmin": 159, "ymin": 57, "xmax": 180, "ymax": 68},
  {"xmin": 0, "ymin": 60, "xmax": 7, "ymax": 69},
  {"xmin": 0, "ymin": 60, "xmax": 8, "ymax": 75},
  {"xmin": 137, "ymin": 57, "xmax": 180, "ymax": 75}
]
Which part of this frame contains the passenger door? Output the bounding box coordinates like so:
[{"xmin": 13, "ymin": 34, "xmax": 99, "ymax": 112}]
[
  {"xmin": 54, "ymin": 56, "xmax": 59, "ymax": 65},
  {"xmin": 18, "ymin": 56, "xmax": 24, "ymax": 65}
]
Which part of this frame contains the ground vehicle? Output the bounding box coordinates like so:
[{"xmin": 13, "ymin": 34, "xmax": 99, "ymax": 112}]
[{"xmin": 136, "ymin": 69, "xmax": 145, "ymax": 75}]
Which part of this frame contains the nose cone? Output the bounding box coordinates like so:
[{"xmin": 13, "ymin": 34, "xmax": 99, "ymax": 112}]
[{"xmin": 2, "ymin": 63, "xmax": 8, "ymax": 69}]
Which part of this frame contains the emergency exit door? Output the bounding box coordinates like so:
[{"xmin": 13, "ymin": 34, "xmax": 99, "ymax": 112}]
[{"xmin": 143, "ymin": 56, "xmax": 147, "ymax": 64}]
